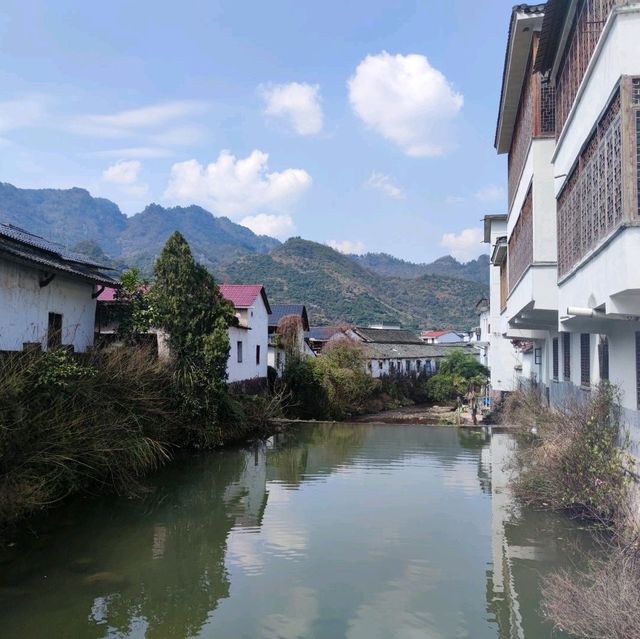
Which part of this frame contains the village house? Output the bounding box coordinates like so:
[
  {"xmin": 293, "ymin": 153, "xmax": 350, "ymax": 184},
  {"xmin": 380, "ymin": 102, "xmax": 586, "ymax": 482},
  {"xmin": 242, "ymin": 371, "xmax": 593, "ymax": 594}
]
[
  {"xmin": 341, "ymin": 326, "xmax": 466, "ymax": 378},
  {"xmin": 306, "ymin": 325, "xmax": 345, "ymax": 354},
  {"xmin": 490, "ymin": 1, "xmax": 640, "ymax": 443},
  {"xmin": 267, "ymin": 303, "xmax": 314, "ymax": 374},
  {"xmin": 219, "ymin": 284, "xmax": 270, "ymax": 384},
  {"xmin": 0, "ymin": 223, "xmax": 117, "ymax": 353},
  {"xmin": 419, "ymin": 330, "xmax": 465, "ymax": 344}
]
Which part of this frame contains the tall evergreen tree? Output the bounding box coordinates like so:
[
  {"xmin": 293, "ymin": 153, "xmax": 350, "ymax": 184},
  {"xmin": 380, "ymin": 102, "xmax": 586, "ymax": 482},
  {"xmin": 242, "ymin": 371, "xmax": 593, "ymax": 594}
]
[{"xmin": 151, "ymin": 232, "xmax": 236, "ymax": 423}]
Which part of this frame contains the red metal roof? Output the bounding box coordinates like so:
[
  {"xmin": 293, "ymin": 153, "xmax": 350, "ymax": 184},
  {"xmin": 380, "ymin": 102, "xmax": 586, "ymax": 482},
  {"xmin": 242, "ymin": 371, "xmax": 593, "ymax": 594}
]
[
  {"xmin": 420, "ymin": 330, "xmax": 451, "ymax": 338},
  {"xmin": 220, "ymin": 284, "xmax": 271, "ymax": 313},
  {"xmin": 97, "ymin": 286, "xmax": 118, "ymax": 302}
]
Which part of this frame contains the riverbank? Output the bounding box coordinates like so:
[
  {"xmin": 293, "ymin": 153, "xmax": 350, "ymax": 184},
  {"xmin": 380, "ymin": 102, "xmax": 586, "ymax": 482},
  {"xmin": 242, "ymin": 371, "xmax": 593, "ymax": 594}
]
[
  {"xmin": 357, "ymin": 403, "xmax": 486, "ymax": 426},
  {"xmin": 0, "ymin": 347, "xmax": 280, "ymax": 542}
]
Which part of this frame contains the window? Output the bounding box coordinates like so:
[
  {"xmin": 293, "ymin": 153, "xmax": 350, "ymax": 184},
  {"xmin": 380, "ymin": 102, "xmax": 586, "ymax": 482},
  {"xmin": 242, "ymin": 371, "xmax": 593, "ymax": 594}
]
[
  {"xmin": 416, "ymin": 360, "xmax": 422, "ymax": 372},
  {"xmin": 256, "ymin": 345, "xmax": 261, "ymax": 365},
  {"xmin": 598, "ymin": 336, "xmax": 609, "ymax": 382},
  {"xmin": 552, "ymin": 338, "xmax": 559, "ymax": 380},
  {"xmin": 405, "ymin": 360, "xmax": 411, "ymax": 373},
  {"xmin": 378, "ymin": 360, "xmax": 383, "ymax": 370},
  {"xmin": 580, "ymin": 333, "xmax": 590, "ymax": 387},
  {"xmin": 47, "ymin": 313, "xmax": 63, "ymax": 349},
  {"xmin": 237, "ymin": 341, "xmax": 243, "ymax": 363},
  {"xmin": 534, "ymin": 348, "xmax": 542, "ymax": 365},
  {"xmin": 636, "ymin": 333, "xmax": 640, "ymax": 409},
  {"xmin": 563, "ymin": 333, "xmax": 571, "ymax": 381},
  {"xmin": 276, "ymin": 351, "xmax": 281, "ymax": 369}
]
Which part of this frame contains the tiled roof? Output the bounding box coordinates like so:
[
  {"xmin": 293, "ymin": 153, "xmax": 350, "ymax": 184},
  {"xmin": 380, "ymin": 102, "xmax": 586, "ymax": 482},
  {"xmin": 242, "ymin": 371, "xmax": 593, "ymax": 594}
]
[
  {"xmin": 420, "ymin": 330, "xmax": 453, "ymax": 338},
  {"xmin": 352, "ymin": 327, "xmax": 422, "ymax": 344},
  {"xmin": 364, "ymin": 342, "xmax": 471, "ymax": 360},
  {"xmin": 534, "ymin": 0, "xmax": 570, "ymax": 74},
  {"xmin": 269, "ymin": 304, "xmax": 310, "ymax": 330},
  {"xmin": 220, "ymin": 284, "xmax": 271, "ymax": 313},
  {"xmin": 0, "ymin": 223, "xmax": 111, "ymax": 268},
  {"xmin": 307, "ymin": 326, "xmax": 346, "ymax": 342},
  {"xmin": 0, "ymin": 224, "xmax": 118, "ymax": 286}
]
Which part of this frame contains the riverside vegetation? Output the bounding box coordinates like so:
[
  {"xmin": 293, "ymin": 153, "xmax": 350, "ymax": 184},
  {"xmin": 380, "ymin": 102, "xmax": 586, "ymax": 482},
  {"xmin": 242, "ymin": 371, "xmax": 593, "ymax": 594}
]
[
  {"xmin": 0, "ymin": 232, "xmax": 276, "ymax": 533},
  {"xmin": 503, "ymin": 384, "xmax": 640, "ymax": 638}
]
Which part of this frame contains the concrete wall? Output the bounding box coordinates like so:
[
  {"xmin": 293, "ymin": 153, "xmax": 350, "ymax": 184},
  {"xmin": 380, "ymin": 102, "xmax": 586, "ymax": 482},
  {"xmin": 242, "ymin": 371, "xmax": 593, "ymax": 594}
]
[
  {"xmin": 0, "ymin": 258, "xmax": 97, "ymax": 352},
  {"xmin": 226, "ymin": 298, "xmax": 269, "ymax": 383}
]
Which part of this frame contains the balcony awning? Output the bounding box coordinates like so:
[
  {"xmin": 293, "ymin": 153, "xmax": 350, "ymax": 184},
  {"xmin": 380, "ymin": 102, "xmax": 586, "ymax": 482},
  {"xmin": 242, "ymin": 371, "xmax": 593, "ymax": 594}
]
[{"xmin": 491, "ymin": 237, "xmax": 507, "ymax": 265}]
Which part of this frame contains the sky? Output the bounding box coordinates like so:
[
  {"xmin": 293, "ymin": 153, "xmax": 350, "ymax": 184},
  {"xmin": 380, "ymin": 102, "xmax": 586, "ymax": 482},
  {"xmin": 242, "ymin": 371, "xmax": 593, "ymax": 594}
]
[{"xmin": 0, "ymin": 0, "xmax": 516, "ymax": 263}]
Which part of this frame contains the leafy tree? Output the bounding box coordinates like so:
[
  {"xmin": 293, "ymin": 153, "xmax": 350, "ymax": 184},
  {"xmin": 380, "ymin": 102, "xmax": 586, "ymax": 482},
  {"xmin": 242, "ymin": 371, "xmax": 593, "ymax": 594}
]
[
  {"xmin": 437, "ymin": 349, "xmax": 489, "ymax": 380},
  {"xmin": 150, "ymin": 232, "xmax": 236, "ymax": 428},
  {"xmin": 114, "ymin": 268, "xmax": 154, "ymax": 342}
]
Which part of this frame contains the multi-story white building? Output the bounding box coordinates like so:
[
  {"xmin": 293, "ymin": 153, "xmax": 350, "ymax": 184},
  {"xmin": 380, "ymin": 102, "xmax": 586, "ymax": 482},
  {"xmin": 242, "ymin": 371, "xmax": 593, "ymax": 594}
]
[{"xmin": 491, "ymin": 0, "xmax": 640, "ymax": 444}]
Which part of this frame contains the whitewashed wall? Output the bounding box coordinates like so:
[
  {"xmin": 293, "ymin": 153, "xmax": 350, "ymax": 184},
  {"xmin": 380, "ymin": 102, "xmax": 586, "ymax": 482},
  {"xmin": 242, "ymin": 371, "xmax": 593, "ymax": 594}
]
[
  {"xmin": 226, "ymin": 299, "xmax": 269, "ymax": 383},
  {"xmin": 0, "ymin": 259, "xmax": 97, "ymax": 352}
]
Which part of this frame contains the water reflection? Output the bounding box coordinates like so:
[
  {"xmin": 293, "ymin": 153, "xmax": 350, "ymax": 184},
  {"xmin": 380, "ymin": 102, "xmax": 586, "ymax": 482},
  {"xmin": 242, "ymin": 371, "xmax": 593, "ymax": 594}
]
[{"xmin": 0, "ymin": 424, "xmax": 590, "ymax": 638}]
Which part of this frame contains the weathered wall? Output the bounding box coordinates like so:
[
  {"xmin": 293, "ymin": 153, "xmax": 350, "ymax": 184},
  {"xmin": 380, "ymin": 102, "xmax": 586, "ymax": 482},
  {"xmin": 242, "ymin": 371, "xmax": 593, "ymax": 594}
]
[{"xmin": 0, "ymin": 258, "xmax": 97, "ymax": 352}]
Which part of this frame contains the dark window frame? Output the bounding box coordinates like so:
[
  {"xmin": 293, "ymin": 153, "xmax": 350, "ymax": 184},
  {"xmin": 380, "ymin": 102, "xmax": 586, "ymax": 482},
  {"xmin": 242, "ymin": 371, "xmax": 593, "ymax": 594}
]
[
  {"xmin": 552, "ymin": 337, "xmax": 559, "ymax": 380},
  {"xmin": 563, "ymin": 333, "xmax": 571, "ymax": 381},
  {"xmin": 598, "ymin": 335, "xmax": 609, "ymax": 381},
  {"xmin": 47, "ymin": 312, "xmax": 63, "ymax": 350},
  {"xmin": 237, "ymin": 340, "xmax": 243, "ymax": 363},
  {"xmin": 256, "ymin": 344, "xmax": 261, "ymax": 366},
  {"xmin": 580, "ymin": 333, "xmax": 591, "ymax": 387}
]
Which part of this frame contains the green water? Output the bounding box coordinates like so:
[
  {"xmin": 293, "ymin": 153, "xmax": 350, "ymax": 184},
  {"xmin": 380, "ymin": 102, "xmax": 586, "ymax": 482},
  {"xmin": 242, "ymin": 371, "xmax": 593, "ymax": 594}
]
[{"xmin": 0, "ymin": 424, "xmax": 590, "ymax": 638}]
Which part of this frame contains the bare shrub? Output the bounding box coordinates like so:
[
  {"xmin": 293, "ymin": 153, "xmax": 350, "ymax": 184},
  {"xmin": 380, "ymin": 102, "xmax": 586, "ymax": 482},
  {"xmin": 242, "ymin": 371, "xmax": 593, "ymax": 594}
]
[
  {"xmin": 506, "ymin": 383, "xmax": 633, "ymax": 525},
  {"xmin": 542, "ymin": 546, "xmax": 640, "ymax": 639}
]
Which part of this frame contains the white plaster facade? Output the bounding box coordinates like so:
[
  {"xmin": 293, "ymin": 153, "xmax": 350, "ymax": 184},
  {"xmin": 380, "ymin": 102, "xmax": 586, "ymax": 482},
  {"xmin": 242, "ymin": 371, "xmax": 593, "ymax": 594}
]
[
  {"xmin": 223, "ymin": 289, "xmax": 270, "ymax": 384},
  {"xmin": 0, "ymin": 258, "xmax": 99, "ymax": 352}
]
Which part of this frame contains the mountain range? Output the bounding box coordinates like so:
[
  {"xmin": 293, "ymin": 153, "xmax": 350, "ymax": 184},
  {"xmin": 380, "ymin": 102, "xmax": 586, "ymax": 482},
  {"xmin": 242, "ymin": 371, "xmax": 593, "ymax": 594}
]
[{"xmin": 0, "ymin": 182, "xmax": 489, "ymax": 329}]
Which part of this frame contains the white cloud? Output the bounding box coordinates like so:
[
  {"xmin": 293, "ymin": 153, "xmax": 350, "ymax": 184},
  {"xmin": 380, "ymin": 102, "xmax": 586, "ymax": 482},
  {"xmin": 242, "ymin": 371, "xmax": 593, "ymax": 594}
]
[
  {"xmin": 102, "ymin": 160, "xmax": 141, "ymax": 185},
  {"xmin": 365, "ymin": 172, "xmax": 405, "ymax": 199},
  {"xmin": 348, "ymin": 52, "xmax": 463, "ymax": 157},
  {"xmin": 440, "ymin": 227, "xmax": 485, "ymax": 262},
  {"xmin": 164, "ymin": 149, "xmax": 312, "ymax": 217},
  {"xmin": 261, "ymin": 82, "xmax": 323, "ymax": 135},
  {"xmin": 72, "ymin": 100, "xmax": 208, "ymax": 138},
  {"xmin": 240, "ymin": 214, "xmax": 294, "ymax": 239},
  {"xmin": 475, "ymin": 184, "xmax": 505, "ymax": 202},
  {"xmin": 328, "ymin": 239, "xmax": 366, "ymax": 255},
  {"xmin": 0, "ymin": 97, "xmax": 46, "ymax": 134},
  {"xmin": 89, "ymin": 146, "xmax": 173, "ymax": 159}
]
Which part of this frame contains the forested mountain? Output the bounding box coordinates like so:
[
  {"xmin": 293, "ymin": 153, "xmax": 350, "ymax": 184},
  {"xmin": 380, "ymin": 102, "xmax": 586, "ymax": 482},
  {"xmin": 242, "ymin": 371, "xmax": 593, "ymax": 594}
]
[
  {"xmin": 0, "ymin": 183, "xmax": 488, "ymax": 329},
  {"xmin": 0, "ymin": 183, "xmax": 279, "ymax": 270},
  {"xmin": 354, "ymin": 252, "xmax": 490, "ymax": 284},
  {"xmin": 223, "ymin": 239, "xmax": 487, "ymax": 329}
]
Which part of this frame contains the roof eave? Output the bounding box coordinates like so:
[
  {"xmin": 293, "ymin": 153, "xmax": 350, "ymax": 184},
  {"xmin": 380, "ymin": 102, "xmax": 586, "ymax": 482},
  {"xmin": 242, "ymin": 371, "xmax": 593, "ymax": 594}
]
[{"xmin": 495, "ymin": 7, "xmax": 546, "ymax": 154}]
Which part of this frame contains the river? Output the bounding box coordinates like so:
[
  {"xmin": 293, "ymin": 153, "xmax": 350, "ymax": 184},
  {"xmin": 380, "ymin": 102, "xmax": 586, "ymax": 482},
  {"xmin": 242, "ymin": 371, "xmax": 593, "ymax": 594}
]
[{"xmin": 0, "ymin": 424, "xmax": 591, "ymax": 638}]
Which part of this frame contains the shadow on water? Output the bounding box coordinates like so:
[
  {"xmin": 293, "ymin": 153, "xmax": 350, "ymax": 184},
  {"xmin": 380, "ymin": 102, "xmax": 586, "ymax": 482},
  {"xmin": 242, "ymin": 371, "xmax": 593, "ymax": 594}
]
[{"xmin": 0, "ymin": 424, "xmax": 592, "ymax": 638}]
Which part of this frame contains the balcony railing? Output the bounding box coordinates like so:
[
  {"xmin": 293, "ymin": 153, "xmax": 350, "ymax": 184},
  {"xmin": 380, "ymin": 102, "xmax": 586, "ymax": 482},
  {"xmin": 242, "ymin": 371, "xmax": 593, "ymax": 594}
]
[
  {"xmin": 557, "ymin": 76, "xmax": 640, "ymax": 278},
  {"xmin": 508, "ymin": 34, "xmax": 556, "ymax": 208},
  {"xmin": 555, "ymin": 0, "xmax": 617, "ymax": 138},
  {"xmin": 508, "ymin": 186, "xmax": 534, "ymax": 292}
]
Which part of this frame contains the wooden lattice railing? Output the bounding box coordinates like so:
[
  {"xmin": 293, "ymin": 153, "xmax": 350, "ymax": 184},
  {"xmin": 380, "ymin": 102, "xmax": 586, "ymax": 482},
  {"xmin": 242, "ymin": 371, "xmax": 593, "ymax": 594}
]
[
  {"xmin": 555, "ymin": 0, "xmax": 618, "ymax": 137},
  {"xmin": 508, "ymin": 34, "xmax": 556, "ymax": 208},
  {"xmin": 508, "ymin": 187, "xmax": 534, "ymax": 292}
]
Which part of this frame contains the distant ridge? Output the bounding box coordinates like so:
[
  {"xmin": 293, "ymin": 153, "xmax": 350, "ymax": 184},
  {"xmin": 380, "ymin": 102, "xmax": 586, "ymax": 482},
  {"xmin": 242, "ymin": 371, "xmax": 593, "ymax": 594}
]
[{"xmin": 0, "ymin": 182, "xmax": 488, "ymax": 329}]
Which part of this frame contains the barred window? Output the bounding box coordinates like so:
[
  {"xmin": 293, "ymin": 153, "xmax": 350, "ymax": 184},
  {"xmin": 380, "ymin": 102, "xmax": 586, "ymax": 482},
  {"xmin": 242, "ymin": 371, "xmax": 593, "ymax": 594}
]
[
  {"xmin": 598, "ymin": 336, "xmax": 609, "ymax": 382},
  {"xmin": 563, "ymin": 333, "xmax": 571, "ymax": 381},
  {"xmin": 580, "ymin": 334, "xmax": 591, "ymax": 387},
  {"xmin": 636, "ymin": 332, "xmax": 640, "ymax": 409},
  {"xmin": 552, "ymin": 338, "xmax": 559, "ymax": 380}
]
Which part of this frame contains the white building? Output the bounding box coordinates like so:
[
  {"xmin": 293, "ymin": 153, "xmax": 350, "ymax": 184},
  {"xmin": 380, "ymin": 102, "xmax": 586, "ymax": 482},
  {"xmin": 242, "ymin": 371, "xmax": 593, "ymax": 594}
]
[
  {"xmin": 491, "ymin": 0, "xmax": 640, "ymax": 446},
  {"xmin": 419, "ymin": 330, "xmax": 465, "ymax": 344},
  {"xmin": 220, "ymin": 284, "xmax": 270, "ymax": 384},
  {"xmin": 340, "ymin": 326, "xmax": 470, "ymax": 378},
  {"xmin": 0, "ymin": 223, "xmax": 117, "ymax": 352}
]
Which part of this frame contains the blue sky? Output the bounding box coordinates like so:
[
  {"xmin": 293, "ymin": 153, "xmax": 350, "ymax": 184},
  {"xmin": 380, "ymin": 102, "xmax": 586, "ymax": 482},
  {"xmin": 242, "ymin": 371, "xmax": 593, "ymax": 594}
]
[{"xmin": 0, "ymin": 0, "xmax": 515, "ymax": 263}]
